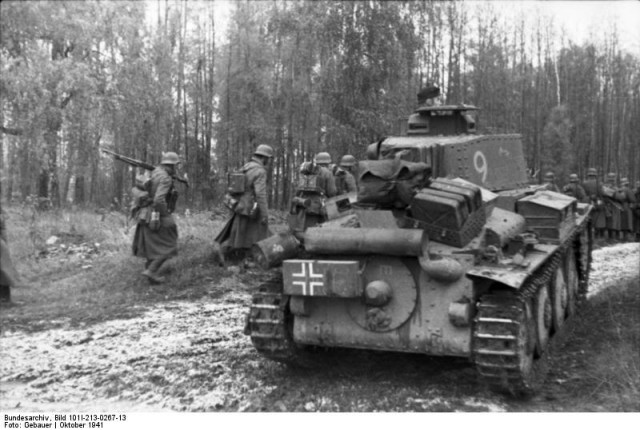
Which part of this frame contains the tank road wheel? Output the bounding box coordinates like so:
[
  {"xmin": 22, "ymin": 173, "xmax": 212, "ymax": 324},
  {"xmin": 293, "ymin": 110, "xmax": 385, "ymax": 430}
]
[
  {"xmin": 550, "ymin": 264, "xmax": 567, "ymax": 333},
  {"xmin": 534, "ymin": 285, "xmax": 551, "ymax": 357},
  {"xmin": 564, "ymin": 250, "xmax": 579, "ymax": 317}
]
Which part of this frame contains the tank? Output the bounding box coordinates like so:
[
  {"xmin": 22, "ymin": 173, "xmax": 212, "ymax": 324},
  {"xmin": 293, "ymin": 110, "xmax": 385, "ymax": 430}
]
[{"xmin": 245, "ymin": 91, "xmax": 593, "ymax": 396}]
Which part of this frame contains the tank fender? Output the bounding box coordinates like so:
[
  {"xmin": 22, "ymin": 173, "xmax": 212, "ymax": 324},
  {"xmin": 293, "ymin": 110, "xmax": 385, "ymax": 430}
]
[{"xmin": 466, "ymin": 243, "xmax": 557, "ymax": 289}]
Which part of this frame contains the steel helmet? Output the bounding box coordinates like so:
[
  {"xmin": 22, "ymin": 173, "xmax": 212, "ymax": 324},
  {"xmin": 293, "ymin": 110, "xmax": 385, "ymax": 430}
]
[
  {"xmin": 314, "ymin": 152, "xmax": 331, "ymax": 165},
  {"xmin": 161, "ymin": 152, "xmax": 181, "ymax": 165},
  {"xmin": 340, "ymin": 154, "xmax": 357, "ymax": 168},
  {"xmin": 620, "ymin": 177, "xmax": 629, "ymax": 186},
  {"xmin": 587, "ymin": 168, "xmax": 597, "ymax": 176},
  {"xmin": 607, "ymin": 172, "xmax": 616, "ymax": 180},
  {"xmin": 254, "ymin": 144, "xmax": 274, "ymax": 158},
  {"xmin": 544, "ymin": 171, "xmax": 555, "ymax": 180},
  {"xmin": 569, "ymin": 173, "xmax": 579, "ymax": 183}
]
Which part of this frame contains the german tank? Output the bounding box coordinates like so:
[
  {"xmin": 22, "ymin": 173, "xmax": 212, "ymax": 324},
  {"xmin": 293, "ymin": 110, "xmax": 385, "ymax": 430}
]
[{"xmin": 246, "ymin": 90, "xmax": 593, "ymax": 395}]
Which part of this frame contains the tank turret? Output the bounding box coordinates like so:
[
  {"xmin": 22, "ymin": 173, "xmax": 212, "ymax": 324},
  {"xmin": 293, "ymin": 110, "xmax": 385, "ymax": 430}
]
[{"xmin": 369, "ymin": 89, "xmax": 528, "ymax": 191}]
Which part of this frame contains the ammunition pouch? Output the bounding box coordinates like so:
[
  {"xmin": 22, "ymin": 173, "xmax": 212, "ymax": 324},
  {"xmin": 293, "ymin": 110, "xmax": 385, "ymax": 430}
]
[{"xmin": 149, "ymin": 211, "xmax": 161, "ymax": 231}]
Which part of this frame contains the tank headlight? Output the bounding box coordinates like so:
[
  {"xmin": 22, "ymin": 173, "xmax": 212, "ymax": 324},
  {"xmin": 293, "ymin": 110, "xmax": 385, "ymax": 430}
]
[
  {"xmin": 419, "ymin": 257, "xmax": 464, "ymax": 283},
  {"xmin": 364, "ymin": 280, "xmax": 392, "ymax": 307}
]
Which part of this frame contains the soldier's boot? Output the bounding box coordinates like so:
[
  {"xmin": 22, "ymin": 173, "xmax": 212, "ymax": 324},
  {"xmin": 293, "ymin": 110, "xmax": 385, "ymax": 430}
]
[{"xmin": 142, "ymin": 258, "xmax": 168, "ymax": 284}]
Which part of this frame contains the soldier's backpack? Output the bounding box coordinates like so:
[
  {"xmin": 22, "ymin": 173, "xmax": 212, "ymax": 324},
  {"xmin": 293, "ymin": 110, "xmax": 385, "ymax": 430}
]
[
  {"xmin": 224, "ymin": 166, "xmax": 259, "ymax": 218},
  {"xmin": 223, "ymin": 170, "xmax": 246, "ymax": 211},
  {"xmin": 294, "ymin": 162, "xmax": 325, "ymax": 215},
  {"xmin": 357, "ymin": 159, "xmax": 431, "ymax": 208}
]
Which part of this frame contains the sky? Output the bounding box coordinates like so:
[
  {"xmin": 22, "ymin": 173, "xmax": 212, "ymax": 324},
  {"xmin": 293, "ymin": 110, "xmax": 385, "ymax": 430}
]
[
  {"xmin": 145, "ymin": 0, "xmax": 640, "ymax": 55},
  {"xmin": 506, "ymin": 0, "xmax": 640, "ymax": 54}
]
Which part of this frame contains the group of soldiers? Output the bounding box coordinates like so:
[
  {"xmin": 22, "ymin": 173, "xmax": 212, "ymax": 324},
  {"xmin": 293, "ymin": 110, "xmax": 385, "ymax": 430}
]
[
  {"xmin": 211, "ymin": 147, "xmax": 359, "ymax": 267},
  {"xmin": 135, "ymin": 152, "xmax": 639, "ymax": 283},
  {"xmin": 543, "ymin": 170, "xmax": 640, "ymax": 241},
  {"xmin": 124, "ymin": 145, "xmax": 360, "ymax": 282}
]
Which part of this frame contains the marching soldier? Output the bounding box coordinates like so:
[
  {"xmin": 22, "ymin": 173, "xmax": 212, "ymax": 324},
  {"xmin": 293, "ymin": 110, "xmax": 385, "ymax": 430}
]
[
  {"xmin": 1, "ymin": 204, "xmax": 21, "ymax": 305},
  {"xmin": 543, "ymin": 171, "xmax": 560, "ymax": 192},
  {"xmin": 616, "ymin": 178, "xmax": 635, "ymax": 241},
  {"xmin": 132, "ymin": 151, "xmax": 181, "ymax": 283},
  {"xmin": 215, "ymin": 144, "xmax": 274, "ymax": 264},
  {"xmin": 334, "ymin": 154, "xmax": 358, "ymax": 195},
  {"xmin": 603, "ymin": 172, "xmax": 622, "ymax": 241},
  {"xmin": 562, "ymin": 173, "xmax": 587, "ymax": 203},
  {"xmin": 311, "ymin": 152, "xmax": 337, "ymax": 198},
  {"xmin": 582, "ymin": 168, "xmax": 606, "ymax": 239}
]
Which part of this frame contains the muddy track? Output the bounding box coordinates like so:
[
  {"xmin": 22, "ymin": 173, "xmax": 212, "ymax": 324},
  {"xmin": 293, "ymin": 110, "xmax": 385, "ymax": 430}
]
[{"xmin": 0, "ymin": 242, "xmax": 638, "ymax": 412}]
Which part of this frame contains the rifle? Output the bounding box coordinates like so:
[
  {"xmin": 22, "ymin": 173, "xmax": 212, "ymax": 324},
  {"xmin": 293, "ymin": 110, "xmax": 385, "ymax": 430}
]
[{"xmin": 101, "ymin": 147, "xmax": 189, "ymax": 187}]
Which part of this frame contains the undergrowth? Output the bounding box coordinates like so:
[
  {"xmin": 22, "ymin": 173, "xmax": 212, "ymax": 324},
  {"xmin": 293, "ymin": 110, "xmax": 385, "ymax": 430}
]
[{"xmin": 0, "ymin": 205, "xmax": 238, "ymax": 331}]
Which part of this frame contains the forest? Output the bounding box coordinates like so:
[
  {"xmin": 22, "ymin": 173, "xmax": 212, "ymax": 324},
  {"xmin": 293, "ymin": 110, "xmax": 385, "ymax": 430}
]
[{"xmin": 1, "ymin": 0, "xmax": 639, "ymax": 210}]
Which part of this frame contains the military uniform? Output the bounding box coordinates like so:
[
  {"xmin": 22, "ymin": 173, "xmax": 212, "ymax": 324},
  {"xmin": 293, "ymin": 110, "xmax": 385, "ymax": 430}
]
[
  {"xmin": 335, "ymin": 154, "xmax": 358, "ymax": 195},
  {"xmin": 313, "ymin": 152, "xmax": 337, "ymax": 198},
  {"xmin": 603, "ymin": 173, "xmax": 621, "ymax": 240},
  {"xmin": 582, "ymin": 168, "xmax": 606, "ymax": 237},
  {"xmin": 215, "ymin": 145, "xmax": 273, "ymax": 259},
  {"xmin": 562, "ymin": 174, "xmax": 587, "ymax": 203},
  {"xmin": 132, "ymin": 152, "xmax": 180, "ymax": 283},
  {"xmin": 543, "ymin": 171, "xmax": 560, "ymax": 192},
  {"xmin": 616, "ymin": 178, "xmax": 635, "ymax": 240},
  {"xmin": 0, "ymin": 208, "xmax": 20, "ymax": 303}
]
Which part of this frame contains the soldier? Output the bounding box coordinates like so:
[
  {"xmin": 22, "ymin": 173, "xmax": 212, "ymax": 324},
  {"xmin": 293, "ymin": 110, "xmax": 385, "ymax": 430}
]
[
  {"xmin": 542, "ymin": 171, "xmax": 560, "ymax": 192},
  {"xmin": 582, "ymin": 168, "xmax": 606, "ymax": 239},
  {"xmin": 0, "ymin": 206, "xmax": 21, "ymax": 305},
  {"xmin": 562, "ymin": 173, "xmax": 587, "ymax": 203},
  {"xmin": 215, "ymin": 144, "xmax": 274, "ymax": 263},
  {"xmin": 132, "ymin": 151, "xmax": 181, "ymax": 283},
  {"xmin": 616, "ymin": 177, "xmax": 635, "ymax": 241},
  {"xmin": 312, "ymin": 152, "xmax": 337, "ymax": 198},
  {"xmin": 603, "ymin": 172, "xmax": 622, "ymax": 241},
  {"xmin": 334, "ymin": 154, "xmax": 358, "ymax": 195}
]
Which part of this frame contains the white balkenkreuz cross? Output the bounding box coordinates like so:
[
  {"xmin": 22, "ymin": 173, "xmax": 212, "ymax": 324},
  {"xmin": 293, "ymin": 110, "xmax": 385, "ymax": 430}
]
[{"xmin": 291, "ymin": 261, "xmax": 324, "ymax": 295}]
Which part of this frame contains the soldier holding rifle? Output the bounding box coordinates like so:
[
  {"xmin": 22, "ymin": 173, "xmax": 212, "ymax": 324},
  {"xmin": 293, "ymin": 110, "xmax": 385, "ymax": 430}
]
[
  {"xmin": 131, "ymin": 151, "xmax": 182, "ymax": 283},
  {"xmin": 102, "ymin": 148, "xmax": 188, "ymax": 283}
]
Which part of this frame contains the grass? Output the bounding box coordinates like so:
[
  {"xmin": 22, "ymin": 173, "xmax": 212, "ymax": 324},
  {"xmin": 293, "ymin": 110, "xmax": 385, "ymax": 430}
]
[
  {"xmin": 0, "ymin": 205, "xmax": 246, "ymax": 331},
  {"xmin": 1, "ymin": 205, "xmax": 638, "ymax": 411}
]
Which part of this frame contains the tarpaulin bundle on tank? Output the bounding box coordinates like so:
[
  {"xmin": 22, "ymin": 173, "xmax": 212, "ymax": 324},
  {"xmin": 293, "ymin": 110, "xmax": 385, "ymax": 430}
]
[{"xmin": 357, "ymin": 158, "xmax": 431, "ymax": 207}]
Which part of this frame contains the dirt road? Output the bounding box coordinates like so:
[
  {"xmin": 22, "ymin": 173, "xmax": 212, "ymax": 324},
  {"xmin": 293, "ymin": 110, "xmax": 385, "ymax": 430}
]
[{"xmin": 1, "ymin": 242, "xmax": 638, "ymax": 412}]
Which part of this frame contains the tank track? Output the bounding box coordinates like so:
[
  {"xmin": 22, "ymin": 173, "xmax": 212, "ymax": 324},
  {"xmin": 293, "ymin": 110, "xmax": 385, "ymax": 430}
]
[
  {"xmin": 472, "ymin": 224, "xmax": 591, "ymax": 395},
  {"xmin": 246, "ymin": 272, "xmax": 314, "ymax": 366}
]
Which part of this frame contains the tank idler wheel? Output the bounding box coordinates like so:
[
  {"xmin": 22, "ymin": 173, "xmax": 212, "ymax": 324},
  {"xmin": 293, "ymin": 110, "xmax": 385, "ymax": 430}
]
[
  {"xmin": 534, "ymin": 285, "xmax": 551, "ymax": 357},
  {"xmin": 565, "ymin": 250, "xmax": 579, "ymax": 317},
  {"xmin": 551, "ymin": 264, "xmax": 567, "ymax": 333}
]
